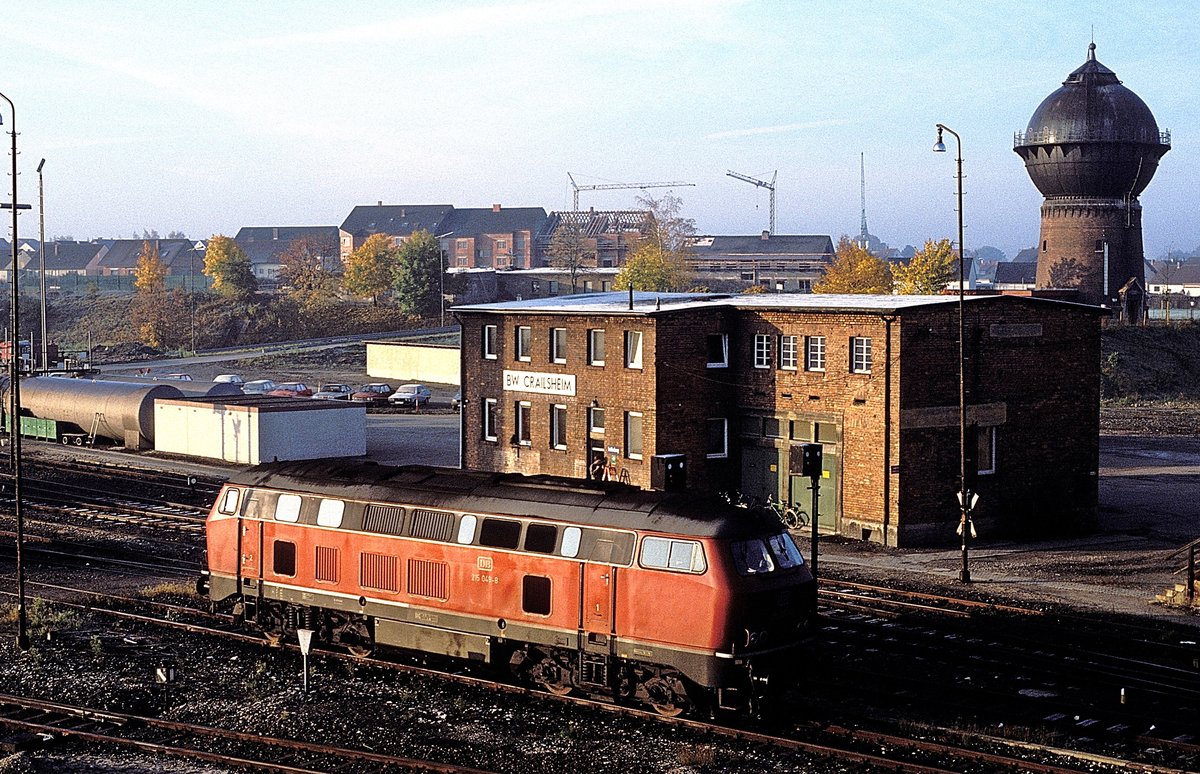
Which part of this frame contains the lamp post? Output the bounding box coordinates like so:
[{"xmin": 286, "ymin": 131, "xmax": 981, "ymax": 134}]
[
  {"xmin": 37, "ymin": 159, "xmax": 46, "ymax": 371},
  {"xmin": 933, "ymin": 123, "xmax": 973, "ymax": 583},
  {"xmin": 0, "ymin": 89, "xmax": 30, "ymax": 647}
]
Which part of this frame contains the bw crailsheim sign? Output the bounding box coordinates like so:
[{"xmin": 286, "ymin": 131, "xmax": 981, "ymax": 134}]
[{"xmin": 502, "ymin": 370, "xmax": 576, "ymax": 396}]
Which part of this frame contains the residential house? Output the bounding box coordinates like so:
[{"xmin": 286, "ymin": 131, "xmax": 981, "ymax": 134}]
[
  {"xmin": 436, "ymin": 204, "xmax": 547, "ymax": 270},
  {"xmin": 689, "ymin": 232, "xmax": 834, "ymax": 292},
  {"xmin": 338, "ymin": 203, "xmax": 453, "ymax": 263},
  {"xmin": 235, "ymin": 226, "xmax": 340, "ymax": 283},
  {"xmin": 534, "ymin": 210, "xmax": 650, "ymax": 269},
  {"xmin": 993, "ymin": 261, "xmax": 1038, "ymax": 291}
]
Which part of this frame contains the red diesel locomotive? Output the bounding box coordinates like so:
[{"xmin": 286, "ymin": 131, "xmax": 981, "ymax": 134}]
[{"xmin": 200, "ymin": 461, "xmax": 817, "ymax": 715}]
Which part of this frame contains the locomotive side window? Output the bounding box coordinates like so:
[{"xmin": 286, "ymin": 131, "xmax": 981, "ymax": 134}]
[
  {"xmin": 640, "ymin": 537, "xmax": 707, "ymax": 574},
  {"xmin": 479, "ymin": 518, "xmax": 522, "ymax": 549},
  {"xmin": 315, "ymin": 546, "xmax": 339, "ymax": 583},
  {"xmin": 524, "ymin": 523, "xmax": 557, "ymax": 554},
  {"xmin": 730, "ymin": 539, "xmax": 775, "ymax": 575},
  {"xmin": 316, "ymin": 499, "xmax": 345, "ymax": 528},
  {"xmin": 560, "ymin": 526, "xmax": 581, "ymax": 558},
  {"xmin": 456, "ymin": 514, "xmax": 478, "ymax": 544},
  {"xmin": 522, "ymin": 575, "xmax": 551, "ymax": 615},
  {"xmin": 275, "ymin": 494, "xmax": 302, "ymax": 523},
  {"xmin": 767, "ymin": 532, "xmax": 805, "ymax": 569},
  {"xmin": 273, "ymin": 540, "xmax": 296, "ymax": 577},
  {"xmin": 218, "ymin": 488, "xmax": 240, "ymax": 514}
]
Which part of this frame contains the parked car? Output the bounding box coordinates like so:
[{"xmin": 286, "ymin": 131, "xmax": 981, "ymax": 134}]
[
  {"xmin": 387, "ymin": 383, "xmax": 432, "ymax": 408},
  {"xmin": 213, "ymin": 374, "xmax": 245, "ymax": 385},
  {"xmin": 158, "ymin": 373, "xmax": 192, "ymax": 381},
  {"xmin": 451, "ymin": 390, "xmax": 461, "ymax": 410},
  {"xmin": 241, "ymin": 379, "xmax": 277, "ymax": 395},
  {"xmin": 268, "ymin": 382, "xmax": 313, "ymax": 398},
  {"xmin": 351, "ymin": 383, "xmax": 394, "ymax": 404},
  {"xmin": 312, "ymin": 383, "xmax": 354, "ymax": 401}
]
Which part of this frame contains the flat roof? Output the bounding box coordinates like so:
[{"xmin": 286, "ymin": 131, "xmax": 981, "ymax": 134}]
[{"xmin": 453, "ymin": 291, "xmax": 1107, "ymax": 317}]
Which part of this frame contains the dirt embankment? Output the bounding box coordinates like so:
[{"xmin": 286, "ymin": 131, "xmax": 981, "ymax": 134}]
[{"xmin": 1102, "ymin": 323, "xmax": 1200, "ymax": 403}]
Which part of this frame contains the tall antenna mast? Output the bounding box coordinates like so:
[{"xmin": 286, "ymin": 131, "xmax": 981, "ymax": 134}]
[{"xmin": 859, "ymin": 152, "xmax": 869, "ymax": 247}]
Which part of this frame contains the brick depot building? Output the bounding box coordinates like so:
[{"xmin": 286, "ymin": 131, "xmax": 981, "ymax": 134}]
[{"xmin": 455, "ymin": 292, "xmax": 1105, "ymax": 546}]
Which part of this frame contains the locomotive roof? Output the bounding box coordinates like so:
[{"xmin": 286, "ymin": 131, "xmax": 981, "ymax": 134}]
[{"xmin": 227, "ymin": 461, "xmax": 781, "ymax": 539}]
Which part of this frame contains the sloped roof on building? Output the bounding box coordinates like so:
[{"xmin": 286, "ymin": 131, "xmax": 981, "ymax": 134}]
[
  {"xmin": 690, "ymin": 234, "xmax": 834, "ymax": 258},
  {"xmin": 40, "ymin": 241, "xmax": 105, "ymax": 271},
  {"xmin": 536, "ymin": 210, "xmax": 650, "ymax": 241},
  {"xmin": 436, "ymin": 207, "xmax": 547, "ymax": 236},
  {"xmin": 93, "ymin": 239, "xmax": 200, "ymax": 270},
  {"xmin": 235, "ymin": 226, "xmax": 339, "ymax": 264},
  {"xmin": 1014, "ymin": 247, "xmax": 1039, "ymax": 262},
  {"xmin": 454, "ymin": 290, "xmax": 1106, "ymax": 317},
  {"xmin": 994, "ymin": 261, "xmax": 1038, "ymax": 285},
  {"xmin": 339, "ymin": 204, "xmax": 453, "ymax": 238},
  {"xmin": 1146, "ymin": 261, "xmax": 1200, "ymax": 285}
]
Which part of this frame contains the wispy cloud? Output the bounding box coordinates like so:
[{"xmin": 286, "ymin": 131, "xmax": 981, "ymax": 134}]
[{"xmin": 705, "ymin": 119, "xmax": 851, "ymax": 140}]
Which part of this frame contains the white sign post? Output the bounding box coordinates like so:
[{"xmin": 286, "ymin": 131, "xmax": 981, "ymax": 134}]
[{"xmin": 297, "ymin": 628, "xmax": 315, "ymax": 694}]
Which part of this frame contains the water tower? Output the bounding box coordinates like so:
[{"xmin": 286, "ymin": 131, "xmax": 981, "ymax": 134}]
[{"xmin": 1014, "ymin": 44, "xmax": 1169, "ymax": 320}]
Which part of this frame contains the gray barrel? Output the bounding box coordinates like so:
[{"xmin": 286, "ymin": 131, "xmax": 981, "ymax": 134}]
[{"xmin": 18, "ymin": 377, "xmax": 185, "ymax": 445}]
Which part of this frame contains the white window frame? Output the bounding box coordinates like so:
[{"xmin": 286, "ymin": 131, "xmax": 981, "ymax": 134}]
[
  {"xmin": 779, "ymin": 335, "xmax": 798, "ymax": 370},
  {"xmin": 753, "ymin": 334, "xmax": 772, "ymax": 369},
  {"xmin": 625, "ymin": 411, "xmax": 643, "ymax": 460},
  {"xmin": 550, "ymin": 327, "xmax": 567, "ymax": 364},
  {"xmin": 456, "ymin": 514, "xmax": 477, "ymax": 544},
  {"xmin": 482, "ymin": 324, "xmax": 498, "ymax": 360},
  {"xmin": 624, "ymin": 330, "xmax": 643, "ymax": 369},
  {"xmin": 550, "ymin": 404, "xmax": 568, "ymax": 449},
  {"xmin": 851, "ymin": 336, "xmax": 873, "ymax": 374},
  {"xmin": 977, "ymin": 426, "xmax": 997, "ymax": 475},
  {"xmin": 515, "ymin": 326, "xmax": 532, "ymax": 362},
  {"xmin": 589, "ymin": 406, "xmax": 605, "ymax": 434},
  {"xmin": 218, "ymin": 487, "xmax": 240, "ymax": 514},
  {"xmin": 805, "ymin": 335, "xmax": 826, "ymax": 372},
  {"xmin": 705, "ymin": 418, "xmax": 729, "ymax": 459},
  {"xmin": 705, "ymin": 334, "xmax": 729, "ymax": 368},
  {"xmin": 588, "ymin": 329, "xmax": 605, "ymax": 366},
  {"xmin": 483, "ymin": 398, "xmax": 498, "ymax": 442},
  {"xmin": 639, "ymin": 537, "xmax": 707, "ymax": 574},
  {"xmin": 516, "ymin": 401, "xmax": 532, "ymax": 446}
]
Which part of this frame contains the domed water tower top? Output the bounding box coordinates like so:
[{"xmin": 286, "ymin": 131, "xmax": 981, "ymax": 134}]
[{"xmin": 1014, "ymin": 43, "xmax": 1170, "ymax": 199}]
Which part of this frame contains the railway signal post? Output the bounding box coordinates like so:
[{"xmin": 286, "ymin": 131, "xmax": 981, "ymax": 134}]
[{"xmin": 801, "ymin": 443, "xmax": 822, "ymax": 578}]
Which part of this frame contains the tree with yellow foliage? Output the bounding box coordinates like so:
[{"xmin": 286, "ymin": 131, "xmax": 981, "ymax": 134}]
[
  {"xmin": 893, "ymin": 238, "xmax": 957, "ymax": 294},
  {"xmin": 813, "ymin": 236, "xmax": 893, "ymax": 294}
]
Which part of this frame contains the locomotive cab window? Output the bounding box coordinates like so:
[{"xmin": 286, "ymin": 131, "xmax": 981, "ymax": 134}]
[
  {"xmin": 560, "ymin": 526, "xmax": 581, "ymax": 558},
  {"xmin": 730, "ymin": 539, "xmax": 775, "ymax": 575},
  {"xmin": 273, "ymin": 540, "xmax": 296, "ymax": 577},
  {"xmin": 767, "ymin": 532, "xmax": 805, "ymax": 569},
  {"xmin": 522, "ymin": 575, "xmax": 551, "ymax": 616},
  {"xmin": 457, "ymin": 514, "xmax": 478, "ymax": 544},
  {"xmin": 524, "ymin": 523, "xmax": 558, "ymax": 554},
  {"xmin": 316, "ymin": 499, "xmax": 344, "ymax": 528},
  {"xmin": 479, "ymin": 518, "xmax": 522, "ymax": 549},
  {"xmin": 218, "ymin": 488, "xmax": 240, "ymax": 515},
  {"xmin": 640, "ymin": 537, "xmax": 706, "ymax": 574},
  {"xmin": 275, "ymin": 493, "xmax": 302, "ymax": 523}
]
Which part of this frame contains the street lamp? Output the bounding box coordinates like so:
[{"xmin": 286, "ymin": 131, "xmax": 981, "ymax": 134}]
[
  {"xmin": 0, "ymin": 89, "xmax": 30, "ymax": 647},
  {"xmin": 933, "ymin": 123, "xmax": 974, "ymax": 583}
]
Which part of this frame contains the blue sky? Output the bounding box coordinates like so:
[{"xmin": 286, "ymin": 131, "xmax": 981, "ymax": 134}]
[{"xmin": 4, "ymin": 1, "xmax": 1196, "ymax": 259}]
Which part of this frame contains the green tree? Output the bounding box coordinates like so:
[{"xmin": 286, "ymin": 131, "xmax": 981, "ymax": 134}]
[
  {"xmin": 814, "ymin": 236, "xmax": 893, "ymax": 294},
  {"xmin": 614, "ymin": 193, "xmax": 695, "ymax": 291},
  {"xmin": 546, "ymin": 219, "xmax": 594, "ymax": 292},
  {"xmin": 279, "ymin": 234, "xmax": 340, "ymax": 308},
  {"xmin": 343, "ymin": 233, "xmax": 397, "ymax": 305},
  {"xmin": 393, "ymin": 229, "xmax": 443, "ymax": 319},
  {"xmin": 893, "ymin": 238, "xmax": 957, "ymax": 294},
  {"xmin": 203, "ymin": 235, "xmax": 258, "ymax": 300}
]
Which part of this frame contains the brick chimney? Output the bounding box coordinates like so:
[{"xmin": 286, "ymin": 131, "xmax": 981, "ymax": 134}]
[
  {"xmin": 760, "ymin": 230, "xmax": 770, "ymax": 241},
  {"xmin": 492, "ymin": 203, "xmax": 502, "ymax": 213}
]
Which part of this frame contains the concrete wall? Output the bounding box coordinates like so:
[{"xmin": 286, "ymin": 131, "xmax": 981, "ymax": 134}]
[
  {"xmin": 367, "ymin": 342, "xmax": 460, "ymax": 385},
  {"xmin": 154, "ymin": 398, "xmax": 365, "ymax": 464}
]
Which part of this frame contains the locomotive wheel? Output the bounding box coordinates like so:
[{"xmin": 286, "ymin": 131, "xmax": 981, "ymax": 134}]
[
  {"xmin": 643, "ymin": 672, "xmax": 690, "ymax": 717},
  {"xmin": 650, "ymin": 700, "xmax": 684, "ymax": 718},
  {"xmin": 540, "ymin": 676, "xmax": 574, "ymax": 697}
]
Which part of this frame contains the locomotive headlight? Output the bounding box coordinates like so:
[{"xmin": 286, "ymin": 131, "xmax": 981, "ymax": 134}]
[{"xmin": 743, "ymin": 629, "xmax": 769, "ymax": 648}]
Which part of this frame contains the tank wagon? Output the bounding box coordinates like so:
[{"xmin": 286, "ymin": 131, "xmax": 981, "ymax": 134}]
[
  {"xmin": 17, "ymin": 377, "xmax": 185, "ymax": 447},
  {"xmin": 200, "ymin": 460, "xmax": 818, "ymax": 715}
]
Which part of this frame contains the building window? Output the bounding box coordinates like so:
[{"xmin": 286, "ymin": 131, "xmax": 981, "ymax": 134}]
[
  {"xmin": 550, "ymin": 328, "xmax": 567, "ymax": 364},
  {"xmin": 496, "ymin": 239, "xmax": 507, "ymax": 250},
  {"xmin": 625, "ymin": 330, "xmax": 643, "ymax": 369},
  {"xmin": 763, "ymin": 417, "xmax": 782, "ymax": 438},
  {"xmin": 515, "ymin": 401, "xmax": 531, "ymax": 445},
  {"xmin": 482, "ymin": 324, "xmax": 498, "ymax": 359},
  {"xmin": 977, "ymin": 426, "xmax": 997, "ymax": 475},
  {"xmin": 583, "ymin": 280, "xmax": 594, "ymax": 292},
  {"xmin": 588, "ymin": 329, "xmax": 606, "ymax": 365},
  {"xmin": 457, "ymin": 238, "xmax": 470, "ymax": 250},
  {"xmin": 515, "ymin": 326, "xmax": 532, "ymax": 362},
  {"xmin": 706, "ymin": 334, "xmax": 729, "ymax": 368},
  {"xmin": 625, "ymin": 411, "xmax": 643, "ymax": 459},
  {"xmin": 753, "ymin": 334, "xmax": 772, "ymax": 369},
  {"xmin": 589, "ymin": 407, "xmax": 605, "ymax": 434},
  {"xmin": 483, "ymin": 399, "xmax": 498, "ymax": 442},
  {"xmin": 851, "ymin": 336, "xmax": 873, "ymax": 374},
  {"xmin": 779, "ymin": 335, "xmax": 798, "ymax": 370},
  {"xmin": 705, "ymin": 418, "xmax": 728, "ymax": 459},
  {"xmin": 805, "ymin": 336, "xmax": 826, "ymax": 372},
  {"xmin": 550, "ymin": 404, "xmax": 568, "ymax": 449},
  {"xmin": 548, "ymin": 280, "xmax": 559, "ymax": 294},
  {"xmin": 601, "ymin": 280, "xmax": 612, "ymax": 291}
]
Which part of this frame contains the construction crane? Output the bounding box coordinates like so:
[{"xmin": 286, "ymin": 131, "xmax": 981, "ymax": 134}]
[
  {"xmin": 726, "ymin": 169, "xmax": 777, "ymax": 235},
  {"xmin": 567, "ymin": 173, "xmax": 695, "ymax": 211}
]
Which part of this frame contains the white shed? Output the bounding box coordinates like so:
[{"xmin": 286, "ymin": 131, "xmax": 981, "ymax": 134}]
[{"xmin": 154, "ymin": 395, "xmax": 366, "ymax": 464}]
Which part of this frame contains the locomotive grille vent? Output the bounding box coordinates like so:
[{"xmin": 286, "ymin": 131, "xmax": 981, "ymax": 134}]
[
  {"xmin": 407, "ymin": 559, "xmax": 448, "ymax": 600},
  {"xmin": 410, "ymin": 509, "xmax": 454, "ymax": 542},
  {"xmin": 315, "ymin": 545, "xmax": 339, "ymax": 583},
  {"xmin": 363, "ymin": 504, "xmax": 405, "ymax": 535},
  {"xmin": 360, "ymin": 552, "xmax": 399, "ymax": 592}
]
